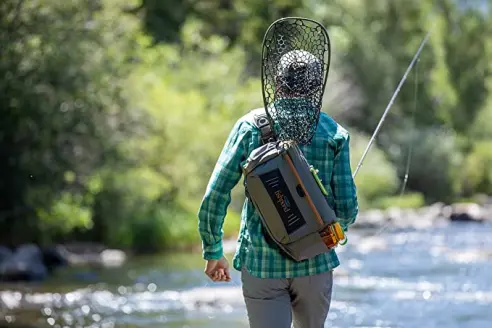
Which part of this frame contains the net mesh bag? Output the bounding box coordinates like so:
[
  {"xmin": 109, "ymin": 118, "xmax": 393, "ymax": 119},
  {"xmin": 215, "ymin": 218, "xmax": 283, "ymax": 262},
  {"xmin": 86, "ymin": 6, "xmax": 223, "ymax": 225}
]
[{"xmin": 261, "ymin": 17, "xmax": 331, "ymax": 145}]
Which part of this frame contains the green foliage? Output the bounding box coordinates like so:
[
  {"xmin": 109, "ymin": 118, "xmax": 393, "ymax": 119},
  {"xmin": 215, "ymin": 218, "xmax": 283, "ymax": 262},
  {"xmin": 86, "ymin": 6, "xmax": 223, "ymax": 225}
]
[
  {"xmin": 122, "ymin": 19, "xmax": 262, "ymax": 200},
  {"xmin": 88, "ymin": 19, "xmax": 259, "ymax": 251},
  {"xmin": 385, "ymin": 125, "xmax": 464, "ymax": 203},
  {"xmin": 134, "ymin": 0, "xmax": 306, "ymax": 72},
  {"xmin": 373, "ymin": 192, "xmax": 426, "ymax": 210},
  {"xmin": 470, "ymin": 106, "xmax": 492, "ymax": 140},
  {"xmin": 330, "ymin": 0, "xmax": 490, "ymax": 138},
  {"xmin": 349, "ymin": 132, "xmax": 399, "ymax": 207},
  {"xmin": 0, "ymin": 0, "xmax": 140, "ymax": 245},
  {"xmin": 462, "ymin": 141, "xmax": 492, "ymax": 196},
  {"xmin": 134, "ymin": 0, "xmax": 190, "ymax": 43},
  {"xmin": 37, "ymin": 192, "xmax": 93, "ymax": 233},
  {"xmin": 36, "ymin": 173, "xmax": 102, "ymax": 242}
]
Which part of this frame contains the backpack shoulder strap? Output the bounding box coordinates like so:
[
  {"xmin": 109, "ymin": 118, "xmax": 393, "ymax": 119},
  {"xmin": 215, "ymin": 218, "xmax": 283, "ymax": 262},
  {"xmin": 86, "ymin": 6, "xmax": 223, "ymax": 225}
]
[{"xmin": 249, "ymin": 108, "xmax": 276, "ymax": 144}]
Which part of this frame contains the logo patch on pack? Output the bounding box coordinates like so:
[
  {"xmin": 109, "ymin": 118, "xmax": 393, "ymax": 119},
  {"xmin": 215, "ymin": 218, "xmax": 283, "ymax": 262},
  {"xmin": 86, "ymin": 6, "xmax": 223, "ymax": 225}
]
[{"xmin": 259, "ymin": 169, "xmax": 306, "ymax": 234}]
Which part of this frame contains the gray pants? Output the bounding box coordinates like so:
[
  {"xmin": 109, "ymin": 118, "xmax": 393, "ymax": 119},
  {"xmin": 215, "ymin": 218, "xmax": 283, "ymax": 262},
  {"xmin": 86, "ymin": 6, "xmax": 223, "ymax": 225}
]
[{"xmin": 241, "ymin": 267, "xmax": 333, "ymax": 328}]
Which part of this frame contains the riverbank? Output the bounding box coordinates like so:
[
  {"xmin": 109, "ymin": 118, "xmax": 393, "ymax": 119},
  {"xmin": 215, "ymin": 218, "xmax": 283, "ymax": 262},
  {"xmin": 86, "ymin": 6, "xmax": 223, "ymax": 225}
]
[{"xmin": 1, "ymin": 200, "xmax": 491, "ymax": 283}]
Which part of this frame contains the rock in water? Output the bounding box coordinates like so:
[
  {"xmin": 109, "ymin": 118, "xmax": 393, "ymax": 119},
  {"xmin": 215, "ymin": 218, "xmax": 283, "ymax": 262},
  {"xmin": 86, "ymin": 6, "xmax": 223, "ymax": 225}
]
[
  {"xmin": 45, "ymin": 244, "xmax": 127, "ymax": 268},
  {"xmin": 100, "ymin": 249, "xmax": 126, "ymax": 267},
  {"xmin": 42, "ymin": 245, "xmax": 69, "ymax": 272},
  {"xmin": 351, "ymin": 210, "xmax": 386, "ymax": 229},
  {"xmin": 449, "ymin": 203, "xmax": 484, "ymax": 223},
  {"xmin": 0, "ymin": 244, "xmax": 48, "ymax": 281}
]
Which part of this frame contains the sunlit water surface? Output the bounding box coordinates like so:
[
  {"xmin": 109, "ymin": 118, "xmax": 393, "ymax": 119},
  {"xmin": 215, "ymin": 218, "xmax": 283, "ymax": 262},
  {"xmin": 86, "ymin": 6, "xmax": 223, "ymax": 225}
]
[{"xmin": 1, "ymin": 221, "xmax": 492, "ymax": 327}]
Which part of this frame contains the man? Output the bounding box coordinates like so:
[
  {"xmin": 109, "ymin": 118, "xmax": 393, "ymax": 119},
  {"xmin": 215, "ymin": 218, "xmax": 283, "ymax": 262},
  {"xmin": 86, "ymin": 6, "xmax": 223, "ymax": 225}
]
[{"xmin": 198, "ymin": 18, "xmax": 358, "ymax": 328}]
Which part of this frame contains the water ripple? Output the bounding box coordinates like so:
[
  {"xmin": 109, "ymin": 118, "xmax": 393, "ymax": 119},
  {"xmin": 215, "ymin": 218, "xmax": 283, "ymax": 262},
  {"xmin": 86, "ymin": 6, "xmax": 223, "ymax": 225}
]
[{"xmin": 1, "ymin": 223, "xmax": 492, "ymax": 327}]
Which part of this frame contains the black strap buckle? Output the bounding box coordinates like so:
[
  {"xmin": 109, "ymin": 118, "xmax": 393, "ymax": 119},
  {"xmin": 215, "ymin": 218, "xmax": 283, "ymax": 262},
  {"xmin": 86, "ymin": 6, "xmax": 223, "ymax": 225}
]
[{"xmin": 254, "ymin": 112, "xmax": 276, "ymax": 144}]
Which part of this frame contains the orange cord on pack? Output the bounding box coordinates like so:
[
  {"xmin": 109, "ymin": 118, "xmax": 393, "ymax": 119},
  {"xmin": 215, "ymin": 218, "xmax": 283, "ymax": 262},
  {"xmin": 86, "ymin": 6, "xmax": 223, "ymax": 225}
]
[
  {"xmin": 282, "ymin": 152, "xmax": 324, "ymax": 227},
  {"xmin": 282, "ymin": 152, "xmax": 344, "ymax": 249}
]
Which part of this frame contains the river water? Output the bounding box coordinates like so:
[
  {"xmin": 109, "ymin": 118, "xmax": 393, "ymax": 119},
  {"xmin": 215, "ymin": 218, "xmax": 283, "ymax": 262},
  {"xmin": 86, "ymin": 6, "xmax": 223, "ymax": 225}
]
[{"xmin": 1, "ymin": 221, "xmax": 492, "ymax": 328}]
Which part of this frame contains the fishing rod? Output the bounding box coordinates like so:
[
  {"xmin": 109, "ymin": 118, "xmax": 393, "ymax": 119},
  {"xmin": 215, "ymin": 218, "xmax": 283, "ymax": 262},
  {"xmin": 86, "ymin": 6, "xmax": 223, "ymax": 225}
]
[
  {"xmin": 352, "ymin": 31, "xmax": 432, "ymax": 179},
  {"xmin": 350, "ymin": 30, "xmax": 431, "ymax": 239}
]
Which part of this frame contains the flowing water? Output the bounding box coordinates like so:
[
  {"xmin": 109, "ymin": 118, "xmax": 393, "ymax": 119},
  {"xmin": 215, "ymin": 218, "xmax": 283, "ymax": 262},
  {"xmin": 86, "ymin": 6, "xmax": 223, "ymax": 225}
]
[{"xmin": 1, "ymin": 221, "xmax": 492, "ymax": 328}]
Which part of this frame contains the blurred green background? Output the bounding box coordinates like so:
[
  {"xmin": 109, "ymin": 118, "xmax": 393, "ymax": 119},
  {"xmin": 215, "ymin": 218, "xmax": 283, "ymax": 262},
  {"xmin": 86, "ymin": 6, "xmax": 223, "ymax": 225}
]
[
  {"xmin": 2, "ymin": 1, "xmax": 492, "ymax": 327},
  {"xmin": 1, "ymin": 0, "xmax": 491, "ymax": 253}
]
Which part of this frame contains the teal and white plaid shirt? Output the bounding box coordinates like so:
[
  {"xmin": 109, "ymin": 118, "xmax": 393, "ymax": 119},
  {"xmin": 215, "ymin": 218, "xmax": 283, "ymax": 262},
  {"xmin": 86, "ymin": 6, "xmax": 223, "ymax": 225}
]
[{"xmin": 198, "ymin": 110, "xmax": 359, "ymax": 278}]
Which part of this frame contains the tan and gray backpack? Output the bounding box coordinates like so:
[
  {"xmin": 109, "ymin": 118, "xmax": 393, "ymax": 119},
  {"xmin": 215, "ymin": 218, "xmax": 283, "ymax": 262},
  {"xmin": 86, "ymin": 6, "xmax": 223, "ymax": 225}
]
[{"xmin": 242, "ymin": 108, "xmax": 346, "ymax": 262}]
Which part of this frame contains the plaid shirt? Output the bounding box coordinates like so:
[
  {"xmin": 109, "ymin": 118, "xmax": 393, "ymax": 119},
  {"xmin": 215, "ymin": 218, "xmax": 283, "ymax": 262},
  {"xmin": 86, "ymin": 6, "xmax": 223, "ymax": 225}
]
[{"xmin": 198, "ymin": 110, "xmax": 358, "ymax": 278}]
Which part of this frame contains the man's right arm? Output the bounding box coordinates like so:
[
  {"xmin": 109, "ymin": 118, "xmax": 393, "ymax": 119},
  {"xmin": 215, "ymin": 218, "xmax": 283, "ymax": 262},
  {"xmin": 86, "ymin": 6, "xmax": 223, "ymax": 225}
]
[
  {"xmin": 197, "ymin": 119, "xmax": 250, "ymax": 261},
  {"xmin": 330, "ymin": 134, "xmax": 359, "ymax": 230}
]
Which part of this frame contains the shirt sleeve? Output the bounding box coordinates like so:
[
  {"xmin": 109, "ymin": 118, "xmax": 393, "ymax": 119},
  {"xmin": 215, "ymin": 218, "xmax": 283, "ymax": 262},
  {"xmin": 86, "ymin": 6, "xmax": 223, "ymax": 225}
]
[
  {"xmin": 331, "ymin": 134, "xmax": 359, "ymax": 231},
  {"xmin": 197, "ymin": 120, "xmax": 251, "ymax": 260}
]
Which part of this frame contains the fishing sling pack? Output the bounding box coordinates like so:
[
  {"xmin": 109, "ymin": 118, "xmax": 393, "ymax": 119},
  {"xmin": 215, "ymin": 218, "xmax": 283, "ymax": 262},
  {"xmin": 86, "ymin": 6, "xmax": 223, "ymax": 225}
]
[{"xmin": 242, "ymin": 108, "xmax": 346, "ymax": 262}]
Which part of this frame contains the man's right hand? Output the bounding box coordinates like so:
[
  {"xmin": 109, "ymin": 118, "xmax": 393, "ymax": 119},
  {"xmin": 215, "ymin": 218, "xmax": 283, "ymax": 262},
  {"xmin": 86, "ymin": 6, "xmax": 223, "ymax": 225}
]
[{"xmin": 204, "ymin": 256, "xmax": 232, "ymax": 282}]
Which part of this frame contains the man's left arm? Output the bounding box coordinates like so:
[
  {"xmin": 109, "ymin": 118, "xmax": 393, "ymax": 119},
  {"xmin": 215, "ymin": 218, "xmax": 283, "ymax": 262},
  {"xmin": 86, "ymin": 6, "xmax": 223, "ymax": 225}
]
[
  {"xmin": 198, "ymin": 120, "xmax": 250, "ymax": 260},
  {"xmin": 331, "ymin": 135, "xmax": 359, "ymax": 231}
]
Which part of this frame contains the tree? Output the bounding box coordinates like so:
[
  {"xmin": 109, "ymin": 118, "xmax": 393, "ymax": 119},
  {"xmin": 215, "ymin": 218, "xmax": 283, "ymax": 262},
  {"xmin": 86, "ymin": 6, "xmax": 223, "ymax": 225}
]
[{"xmin": 0, "ymin": 0, "xmax": 139, "ymax": 245}]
